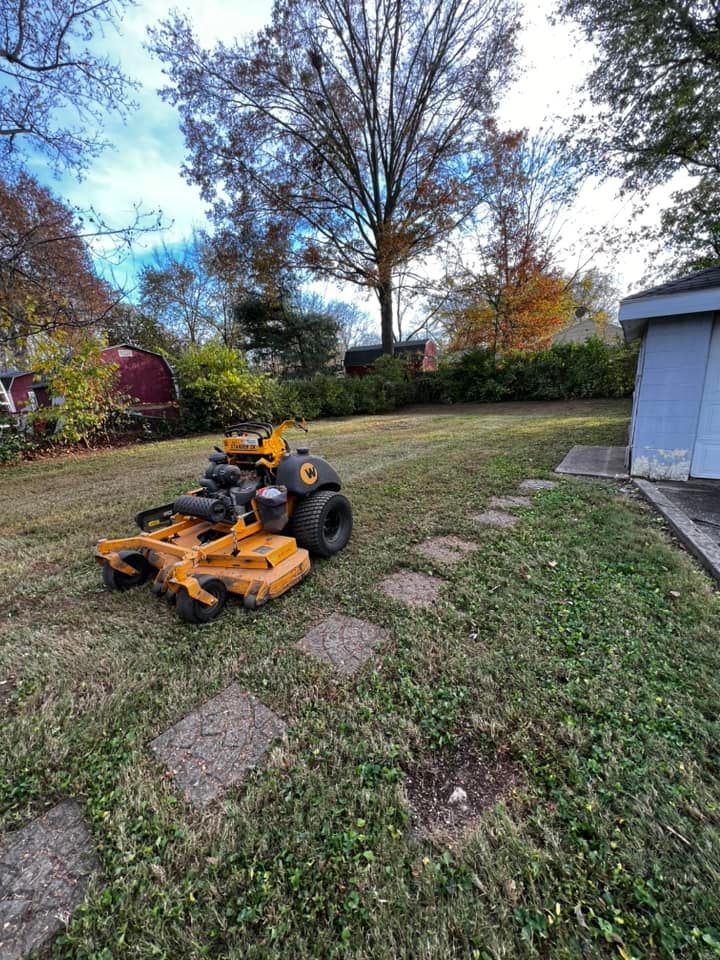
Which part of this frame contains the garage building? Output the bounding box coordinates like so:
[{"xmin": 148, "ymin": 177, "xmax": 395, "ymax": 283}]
[{"xmin": 619, "ymin": 266, "xmax": 720, "ymax": 480}]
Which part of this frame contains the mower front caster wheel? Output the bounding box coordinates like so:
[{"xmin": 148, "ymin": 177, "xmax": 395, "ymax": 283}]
[
  {"xmin": 102, "ymin": 551, "xmax": 151, "ymax": 591},
  {"xmin": 176, "ymin": 576, "xmax": 227, "ymax": 624},
  {"xmin": 292, "ymin": 490, "xmax": 353, "ymax": 557}
]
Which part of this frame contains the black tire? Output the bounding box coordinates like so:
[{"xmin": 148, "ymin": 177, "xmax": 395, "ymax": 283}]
[
  {"xmin": 291, "ymin": 491, "xmax": 352, "ymax": 557},
  {"xmin": 176, "ymin": 575, "xmax": 227, "ymax": 624},
  {"xmin": 102, "ymin": 551, "xmax": 150, "ymax": 591}
]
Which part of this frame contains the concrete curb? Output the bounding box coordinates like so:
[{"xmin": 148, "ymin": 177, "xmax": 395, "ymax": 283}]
[{"xmin": 633, "ymin": 478, "xmax": 720, "ymax": 582}]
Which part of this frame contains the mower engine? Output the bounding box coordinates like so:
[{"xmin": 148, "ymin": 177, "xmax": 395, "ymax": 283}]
[{"xmin": 173, "ymin": 451, "xmax": 258, "ymax": 524}]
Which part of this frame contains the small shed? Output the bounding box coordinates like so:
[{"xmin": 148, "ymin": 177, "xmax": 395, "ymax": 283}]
[
  {"xmin": 100, "ymin": 344, "xmax": 178, "ymax": 419},
  {"xmin": 0, "ymin": 369, "xmax": 23, "ymax": 413},
  {"xmin": 344, "ymin": 338, "xmax": 437, "ymax": 377},
  {"xmin": 619, "ymin": 266, "xmax": 720, "ymax": 480}
]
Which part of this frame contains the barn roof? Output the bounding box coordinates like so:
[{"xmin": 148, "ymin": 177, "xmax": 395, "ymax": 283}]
[
  {"xmin": 344, "ymin": 338, "xmax": 431, "ymax": 366},
  {"xmin": 0, "ymin": 369, "xmax": 24, "ymax": 381},
  {"xmin": 619, "ymin": 265, "xmax": 720, "ymax": 341},
  {"xmin": 104, "ymin": 343, "xmax": 170, "ymax": 361}
]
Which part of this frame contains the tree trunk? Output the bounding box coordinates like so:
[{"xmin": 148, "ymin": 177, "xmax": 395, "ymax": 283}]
[{"xmin": 378, "ymin": 265, "xmax": 394, "ymax": 354}]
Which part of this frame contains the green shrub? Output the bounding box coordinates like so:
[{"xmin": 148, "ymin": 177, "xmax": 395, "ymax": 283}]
[
  {"xmin": 438, "ymin": 339, "xmax": 637, "ymax": 405},
  {"xmin": 29, "ymin": 333, "xmax": 129, "ymax": 445},
  {"xmin": 310, "ymin": 374, "xmax": 356, "ymax": 417},
  {"xmin": 347, "ymin": 356, "xmax": 415, "ymax": 413},
  {"xmin": 265, "ymin": 378, "xmax": 323, "ymax": 421},
  {"xmin": 173, "ymin": 343, "xmax": 274, "ymax": 431},
  {"xmin": 0, "ymin": 422, "xmax": 35, "ymax": 464}
]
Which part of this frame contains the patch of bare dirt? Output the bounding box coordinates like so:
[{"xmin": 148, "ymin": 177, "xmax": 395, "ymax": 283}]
[
  {"xmin": 471, "ymin": 509, "xmax": 518, "ymax": 528},
  {"xmin": 415, "ymin": 536, "xmax": 477, "ymax": 566},
  {"xmin": 405, "ymin": 739, "xmax": 518, "ymax": 843}
]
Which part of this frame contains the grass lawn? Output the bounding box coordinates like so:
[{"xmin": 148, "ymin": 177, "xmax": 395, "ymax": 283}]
[{"xmin": 2, "ymin": 398, "xmax": 720, "ymax": 959}]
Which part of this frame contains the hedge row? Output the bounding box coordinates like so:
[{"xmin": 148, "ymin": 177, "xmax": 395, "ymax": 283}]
[{"xmin": 262, "ymin": 339, "xmax": 638, "ymax": 422}]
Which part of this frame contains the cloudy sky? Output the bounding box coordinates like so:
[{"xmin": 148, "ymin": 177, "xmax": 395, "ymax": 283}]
[{"xmin": 31, "ymin": 0, "xmax": 672, "ymax": 315}]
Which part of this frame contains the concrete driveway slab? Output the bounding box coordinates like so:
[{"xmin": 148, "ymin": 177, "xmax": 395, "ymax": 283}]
[{"xmin": 555, "ymin": 446, "xmax": 629, "ymax": 479}]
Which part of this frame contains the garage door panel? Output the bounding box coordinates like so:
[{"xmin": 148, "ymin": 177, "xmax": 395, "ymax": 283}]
[{"xmin": 691, "ymin": 318, "xmax": 720, "ymax": 478}]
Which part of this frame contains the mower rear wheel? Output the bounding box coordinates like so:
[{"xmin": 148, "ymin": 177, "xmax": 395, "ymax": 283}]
[
  {"xmin": 291, "ymin": 490, "xmax": 352, "ymax": 557},
  {"xmin": 176, "ymin": 576, "xmax": 227, "ymax": 624},
  {"xmin": 102, "ymin": 551, "xmax": 151, "ymax": 591}
]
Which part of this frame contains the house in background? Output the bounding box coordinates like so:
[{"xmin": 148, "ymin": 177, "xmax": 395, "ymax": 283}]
[
  {"xmin": 0, "ymin": 344, "xmax": 179, "ymax": 420},
  {"xmin": 344, "ymin": 338, "xmax": 437, "ymax": 377},
  {"xmin": 619, "ymin": 266, "xmax": 720, "ymax": 480},
  {"xmin": 553, "ymin": 313, "xmax": 622, "ymax": 346}
]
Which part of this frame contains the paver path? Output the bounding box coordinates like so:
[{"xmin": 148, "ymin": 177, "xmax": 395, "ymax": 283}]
[
  {"xmin": 296, "ymin": 614, "xmax": 386, "ymax": 675},
  {"xmin": 415, "ymin": 536, "xmax": 478, "ymax": 565},
  {"xmin": 519, "ymin": 479, "xmax": 557, "ymax": 492},
  {"xmin": 380, "ymin": 571, "xmax": 443, "ymax": 608},
  {"xmin": 0, "ymin": 801, "xmax": 99, "ymax": 960},
  {"xmin": 149, "ymin": 684, "xmax": 286, "ymax": 806},
  {"xmin": 471, "ymin": 509, "xmax": 518, "ymax": 528}
]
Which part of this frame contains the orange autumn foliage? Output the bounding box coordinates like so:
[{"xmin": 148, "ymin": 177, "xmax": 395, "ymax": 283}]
[{"xmin": 447, "ymin": 268, "xmax": 573, "ymax": 354}]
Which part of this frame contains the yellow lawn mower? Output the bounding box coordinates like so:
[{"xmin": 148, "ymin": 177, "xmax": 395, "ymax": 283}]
[{"xmin": 95, "ymin": 419, "xmax": 352, "ymax": 623}]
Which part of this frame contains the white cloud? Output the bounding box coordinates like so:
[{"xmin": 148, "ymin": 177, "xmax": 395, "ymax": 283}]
[{"xmin": 50, "ymin": 0, "xmax": 274, "ymax": 278}]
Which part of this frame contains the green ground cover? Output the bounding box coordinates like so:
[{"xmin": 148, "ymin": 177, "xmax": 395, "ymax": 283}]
[{"xmin": 1, "ymin": 398, "xmax": 719, "ymax": 959}]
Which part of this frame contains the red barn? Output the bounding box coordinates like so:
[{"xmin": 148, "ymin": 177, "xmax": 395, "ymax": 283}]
[
  {"xmin": 0, "ymin": 344, "xmax": 179, "ymax": 419},
  {"xmin": 100, "ymin": 344, "xmax": 178, "ymax": 419},
  {"xmin": 343, "ymin": 338, "xmax": 437, "ymax": 377}
]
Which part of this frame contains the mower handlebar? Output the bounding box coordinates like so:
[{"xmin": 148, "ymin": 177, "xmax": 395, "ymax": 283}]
[{"xmin": 224, "ymin": 421, "xmax": 273, "ymax": 439}]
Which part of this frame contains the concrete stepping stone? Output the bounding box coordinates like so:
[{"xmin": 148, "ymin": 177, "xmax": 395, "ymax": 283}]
[
  {"xmin": 415, "ymin": 536, "xmax": 478, "ymax": 566},
  {"xmin": 0, "ymin": 801, "xmax": 99, "ymax": 960},
  {"xmin": 149, "ymin": 684, "xmax": 286, "ymax": 806},
  {"xmin": 380, "ymin": 571, "xmax": 443, "ymax": 608},
  {"xmin": 519, "ymin": 479, "xmax": 557, "ymax": 492},
  {"xmin": 489, "ymin": 495, "xmax": 532, "ymax": 510},
  {"xmin": 471, "ymin": 509, "xmax": 518, "ymax": 528},
  {"xmin": 296, "ymin": 613, "xmax": 386, "ymax": 675}
]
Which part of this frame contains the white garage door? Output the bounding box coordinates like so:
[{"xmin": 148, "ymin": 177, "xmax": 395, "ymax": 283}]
[{"xmin": 692, "ymin": 317, "xmax": 720, "ymax": 478}]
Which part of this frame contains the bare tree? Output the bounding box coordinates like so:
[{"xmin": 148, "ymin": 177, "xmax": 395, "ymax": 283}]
[
  {"xmin": 138, "ymin": 233, "xmax": 216, "ymax": 345},
  {"xmin": 329, "ymin": 298, "xmax": 376, "ymax": 350},
  {"xmin": 150, "ymin": 0, "xmax": 518, "ymax": 354},
  {"xmin": 0, "ymin": 0, "xmax": 137, "ymax": 176}
]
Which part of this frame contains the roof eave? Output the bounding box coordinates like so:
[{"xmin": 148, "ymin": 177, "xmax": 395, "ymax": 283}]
[{"xmin": 619, "ymin": 287, "xmax": 720, "ymax": 340}]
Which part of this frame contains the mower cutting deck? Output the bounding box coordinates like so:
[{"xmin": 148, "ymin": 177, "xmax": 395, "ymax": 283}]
[{"xmin": 95, "ymin": 420, "xmax": 352, "ymax": 623}]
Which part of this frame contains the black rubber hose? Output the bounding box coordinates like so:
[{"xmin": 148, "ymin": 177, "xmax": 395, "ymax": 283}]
[{"xmin": 174, "ymin": 495, "xmax": 228, "ymax": 522}]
